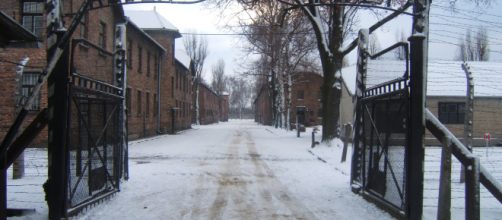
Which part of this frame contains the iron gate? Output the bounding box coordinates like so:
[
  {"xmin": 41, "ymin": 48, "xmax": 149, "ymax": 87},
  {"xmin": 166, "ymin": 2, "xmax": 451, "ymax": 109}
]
[
  {"xmin": 351, "ymin": 38, "xmax": 411, "ymax": 217},
  {"xmin": 66, "ymin": 73, "xmax": 122, "ymax": 214}
]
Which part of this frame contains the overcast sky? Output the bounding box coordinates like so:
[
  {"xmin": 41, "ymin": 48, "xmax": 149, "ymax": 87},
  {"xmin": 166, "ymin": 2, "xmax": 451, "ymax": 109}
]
[{"xmin": 124, "ymin": 1, "xmax": 502, "ymax": 82}]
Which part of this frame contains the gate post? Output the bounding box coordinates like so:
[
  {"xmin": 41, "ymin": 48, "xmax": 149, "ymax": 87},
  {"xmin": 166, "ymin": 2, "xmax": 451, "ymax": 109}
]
[
  {"xmin": 45, "ymin": 0, "xmax": 69, "ymax": 218},
  {"xmin": 407, "ymin": 34, "xmax": 426, "ymax": 220}
]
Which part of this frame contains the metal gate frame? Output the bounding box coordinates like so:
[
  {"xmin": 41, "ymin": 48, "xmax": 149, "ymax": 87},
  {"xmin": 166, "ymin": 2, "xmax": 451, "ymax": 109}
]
[{"xmin": 351, "ymin": 36, "xmax": 411, "ymax": 218}]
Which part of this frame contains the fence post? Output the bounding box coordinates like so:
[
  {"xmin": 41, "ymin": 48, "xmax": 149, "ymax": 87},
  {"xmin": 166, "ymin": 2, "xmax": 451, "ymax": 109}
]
[
  {"xmin": 1, "ymin": 169, "xmax": 5, "ymax": 219},
  {"xmin": 460, "ymin": 62, "xmax": 474, "ymax": 183},
  {"xmin": 350, "ymin": 29, "xmax": 369, "ymax": 189},
  {"xmin": 465, "ymin": 156, "xmax": 480, "ymax": 220},
  {"xmin": 341, "ymin": 124, "xmax": 352, "ymax": 162},
  {"xmin": 437, "ymin": 140, "xmax": 451, "ymax": 220}
]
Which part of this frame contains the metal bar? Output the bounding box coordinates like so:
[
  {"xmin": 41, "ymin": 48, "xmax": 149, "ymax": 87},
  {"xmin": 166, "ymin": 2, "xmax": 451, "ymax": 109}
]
[
  {"xmin": 407, "ymin": 34, "xmax": 426, "ymax": 220},
  {"xmin": 342, "ymin": 1, "xmax": 413, "ymax": 56},
  {"xmin": 465, "ymin": 156, "xmax": 480, "ymax": 220},
  {"xmin": 370, "ymin": 42, "xmax": 409, "ymax": 60}
]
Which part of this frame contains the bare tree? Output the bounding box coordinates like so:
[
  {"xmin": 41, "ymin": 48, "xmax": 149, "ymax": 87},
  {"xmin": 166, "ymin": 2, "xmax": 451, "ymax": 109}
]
[
  {"xmin": 455, "ymin": 27, "xmax": 489, "ymax": 61},
  {"xmin": 228, "ymin": 76, "xmax": 251, "ymax": 119},
  {"xmin": 184, "ymin": 32, "xmax": 208, "ymax": 125},
  {"xmin": 211, "ymin": 59, "xmax": 227, "ymax": 95},
  {"xmin": 369, "ymin": 33, "xmax": 381, "ymax": 57},
  {"xmin": 476, "ymin": 27, "xmax": 489, "ymax": 61},
  {"xmin": 238, "ymin": 1, "xmax": 318, "ymax": 130}
]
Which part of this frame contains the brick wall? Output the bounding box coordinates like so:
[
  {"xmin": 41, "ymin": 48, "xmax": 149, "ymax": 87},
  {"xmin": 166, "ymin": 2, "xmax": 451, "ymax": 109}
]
[
  {"xmin": 173, "ymin": 59, "xmax": 192, "ymax": 131},
  {"xmin": 426, "ymin": 96, "xmax": 502, "ymax": 146},
  {"xmin": 145, "ymin": 30, "xmax": 178, "ymax": 133},
  {"xmin": 198, "ymin": 83, "xmax": 221, "ymax": 125},
  {"xmin": 125, "ymin": 23, "xmax": 165, "ymax": 139}
]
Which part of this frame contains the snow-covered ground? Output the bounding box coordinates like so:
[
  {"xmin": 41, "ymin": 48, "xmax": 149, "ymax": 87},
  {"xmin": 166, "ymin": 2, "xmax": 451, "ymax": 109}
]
[{"xmin": 6, "ymin": 119, "xmax": 502, "ymax": 219}]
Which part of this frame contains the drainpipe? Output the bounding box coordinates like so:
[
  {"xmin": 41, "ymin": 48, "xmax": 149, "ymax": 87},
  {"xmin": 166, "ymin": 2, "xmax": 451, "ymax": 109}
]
[{"xmin": 157, "ymin": 53, "xmax": 163, "ymax": 134}]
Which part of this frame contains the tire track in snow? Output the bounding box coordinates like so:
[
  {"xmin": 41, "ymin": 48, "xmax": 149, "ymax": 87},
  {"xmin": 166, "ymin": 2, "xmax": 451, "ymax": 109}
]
[{"xmin": 244, "ymin": 130, "xmax": 318, "ymax": 220}]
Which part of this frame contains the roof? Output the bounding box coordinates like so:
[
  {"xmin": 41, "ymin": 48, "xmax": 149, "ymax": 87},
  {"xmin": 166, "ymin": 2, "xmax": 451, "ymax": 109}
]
[
  {"xmin": 175, "ymin": 48, "xmax": 191, "ymax": 70},
  {"xmin": 342, "ymin": 60, "xmax": 502, "ymax": 98},
  {"xmin": 125, "ymin": 9, "xmax": 181, "ymax": 37},
  {"xmin": 0, "ymin": 11, "xmax": 38, "ymax": 46},
  {"xmin": 126, "ymin": 17, "xmax": 166, "ymax": 52}
]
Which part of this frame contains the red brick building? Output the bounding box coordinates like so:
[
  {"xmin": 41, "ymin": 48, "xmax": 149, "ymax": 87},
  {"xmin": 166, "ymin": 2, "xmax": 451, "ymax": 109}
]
[
  {"xmin": 195, "ymin": 82, "xmax": 229, "ymax": 125},
  {"xmin": 0, "ymin": 4, "xmax": 196, "ymax": 144},
  {"xmin": 254, "ymin": 72, "xmax": 323, "ymax": 127},
  {"xmin": 0, "ymin": 0, "xmax": 125, "ymax": 145},
  {"xmin": 289, "ymin": 72, "xmax": 323, "ymax": 127}
]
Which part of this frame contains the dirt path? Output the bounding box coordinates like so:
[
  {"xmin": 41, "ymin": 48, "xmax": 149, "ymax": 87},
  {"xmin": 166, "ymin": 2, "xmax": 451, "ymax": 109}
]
[{"xmin": 193, "ymin": 128, "xmax": 318, "ymax": 220}]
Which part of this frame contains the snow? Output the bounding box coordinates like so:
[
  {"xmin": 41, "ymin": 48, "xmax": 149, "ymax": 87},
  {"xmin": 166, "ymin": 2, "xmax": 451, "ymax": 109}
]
[
  {"xmin": 125, "ymin": 10, "xmax": 179, "ymax": 32},
  {"xmin": 175, "ymin": 48, "xmax": 191, "ymax": 70},
  {"xmin": 5, "ymin": 120, "xmax": 502, "ymax": 219}
]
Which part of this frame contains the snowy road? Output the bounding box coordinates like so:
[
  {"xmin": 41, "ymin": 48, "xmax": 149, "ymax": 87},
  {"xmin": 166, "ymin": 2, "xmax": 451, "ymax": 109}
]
[{"xmin": 77, "ymin": 120, "xmax": 394, "ymax": 220}]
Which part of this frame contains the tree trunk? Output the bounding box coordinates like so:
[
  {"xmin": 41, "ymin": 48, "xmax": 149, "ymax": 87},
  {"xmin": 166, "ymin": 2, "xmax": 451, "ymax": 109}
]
[{"xmin": 195, "ymin": 84, "xmax": 200, "ymax": 125}]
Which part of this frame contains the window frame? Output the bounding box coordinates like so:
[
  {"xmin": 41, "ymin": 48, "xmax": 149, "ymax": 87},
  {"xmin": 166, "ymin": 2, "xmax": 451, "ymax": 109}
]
[
  {"xmin": 21, "ymin": 0, "xmax": 44, "ymax": 38},
  {"xmin": 438, "ymin": 102, "xmax": 465, "ymax": 124},
  {"xmin": 20, "ymin": 71, "xmax": 41, "ymax": 111}
]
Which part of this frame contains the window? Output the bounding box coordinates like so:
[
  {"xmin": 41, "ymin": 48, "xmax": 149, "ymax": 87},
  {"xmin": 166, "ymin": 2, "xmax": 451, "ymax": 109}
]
[
  {"xmin": 127, "ymin": 39, "xmax": 132, "ymax": 69},
  {"xmin": 147, "ymin": 51, "xmax": 151, "ymax": 77},
  {"xmin": 154, "ymin": 55, "xmax": 159, "ymax": 79},
  {"xmin": 137, "ymin": 90, "xmax": 142, "ymax": 116},
  {"xmin": 22, "ymin": 0, "xmax": 44, "ymax": 38},
  {"xmin": 154, "ymin": 93, "xmax": 158, "ymax": 116},
  {"xmin": 98, "ymin": 22, "xmax": 107, "ymax": 49},
  {"xmin": 175, "ymin": 72, "xmax": 179, "ymax": 89},
  {"xmin": 21, "ymin": 72, "xmax": 41, "ymax": 110},
  {"xmin": 79, "ymin": 13, "xmax": 88, "ymax": 39},
  {"xmin": 146, "ymin": 92, "xmax": 150, "ymax": 117},
  {"xmin": 297, "ymin": 90, "xmax": 304, "ymax": 99},
  {"xmin": 138, "ymin": 46, "xmax": 142, "ymax": 73},
  {"xmin": 171, "ymin": 77, "xmax": 174, "ymax": 98},
  {"xmin": 126, "ymin": 88, "xmax": 131, "ymax": 116},
  {"xmin": 438, "ymin": 102, "xmax": 465, "ymax": 124}
]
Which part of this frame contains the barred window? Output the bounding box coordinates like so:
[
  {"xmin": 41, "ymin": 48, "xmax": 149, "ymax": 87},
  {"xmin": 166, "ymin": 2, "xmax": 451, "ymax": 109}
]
[
  {"xmin": 98, "ymin": 22, "xmax": 107, "ymax": 49},
  {"xmin": 126, "ymin": 88, "xmax": 131, "ymax": 116},
  {"xmin": 127, "ymin": 39, "xmax": 132, "ymax": 69},
  {"xmin": 137, "ymin": 90, "xmax": 142, "ymax": 116},
  {"xmin": 21, "ymin": 72, "xmax": 41, "ymax": 110},
  {"xmin": 146, "ymin": 92, "xmax": 150, "ymax": 117},
  {"xmin": 138, "ymin": 46, "xmax": 143, "ymax": 73},
  {"xmin": 147, "ymin": 51, "xmax": 151, "ymax": 77},
  {"xmin": 22, "ymin": 0, "xmax": 44, "ymax": 38},
  {"xmin": 438, "ymin": 102, "xmax": 465, "ymax": 124}
]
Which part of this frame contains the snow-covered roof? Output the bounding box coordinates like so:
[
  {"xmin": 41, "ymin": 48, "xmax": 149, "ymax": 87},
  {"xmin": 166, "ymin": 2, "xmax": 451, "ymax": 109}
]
[
  {"xmin": 342, "ymin": 60, "xmax": 502, "ymax": 98},
  {"xmin": 175, "ymin": 43, "xmax": 191, "ymax": 70},
  {"xmin": 125, "ymin": 9, "xmax": 179, "ymax": 32}
]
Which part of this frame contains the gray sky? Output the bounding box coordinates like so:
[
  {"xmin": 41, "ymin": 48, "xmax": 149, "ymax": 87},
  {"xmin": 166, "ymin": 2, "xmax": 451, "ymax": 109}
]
[{"xmin": 125, "ymin": 1, "xmax": 502, "ymax": 82}]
